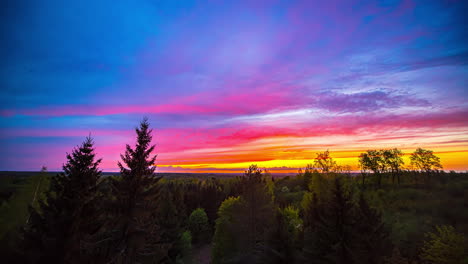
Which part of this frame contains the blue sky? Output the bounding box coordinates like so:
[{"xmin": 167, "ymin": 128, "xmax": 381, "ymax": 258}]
[{"xmin": 1, "ymin": 0, "xmax": 467, "ymax": 171}]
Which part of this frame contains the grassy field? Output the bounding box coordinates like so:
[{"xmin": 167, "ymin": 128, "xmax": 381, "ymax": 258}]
[{"xmin": 0, "ymin": 172, "xmax": 50, "ymax": 253}]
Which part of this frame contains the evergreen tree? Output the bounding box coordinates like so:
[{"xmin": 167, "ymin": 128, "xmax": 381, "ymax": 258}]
[
  {"xmin": 102, "ymin": 118, "xmax": 167, "ymax": 263},
  {"xmin": 236, "ymin": 165, "xmax": 276, "ymax": 263},
  {"xmin": 199, "ymin": 178, "xmax": 227, "ymax": 227},
  {"xmin": 303, "ymin": 178, "xmax": 390, "ymax": 264},
  {"xmin": 355, "ymin": 194, "xmax": 391, "ymax": 263},
  {"xmin": 22, "ymin": 136, "xmax": 102, "ymax": 264},
  {"xmin": 267, "ymin": 206, "xmax": 303, "ymax": 264},
  {"xmin": 155, "ymin": 183, "xmax": 186, "ymax": 262},
  {"xmin": 212, "ymin": 165, "xmax": 276, "ymax": 264}
]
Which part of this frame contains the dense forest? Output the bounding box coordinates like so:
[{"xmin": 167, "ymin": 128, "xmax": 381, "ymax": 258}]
[{"xmin": 1, "ymin": 119, "xmax": 467, "ymax": 264}]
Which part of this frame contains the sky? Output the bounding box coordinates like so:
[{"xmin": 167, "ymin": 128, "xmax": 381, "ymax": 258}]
[{"xmin": 1, "ymin": 0, "xmax": 467, "ymax": 172}]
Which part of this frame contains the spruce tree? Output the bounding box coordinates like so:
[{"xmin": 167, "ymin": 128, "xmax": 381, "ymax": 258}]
[
  {"xmin": 267, "ymin": 206, "xmax": 303, "ymax": 264},
  {"xmin": 103, "ymin": 118, "xmax": 167, "ymax": 263},
  {"xmin": 303, "ymin": 178, "xmax": 356, "ymax": 264},
  {"xmin": 22, "ymin": 136, "xmax": 102, "ymax": 264},
  {"xmin": 355, "ymin": 194, "xmax": 390, "ymax": 263},
  {"xmin": 155, "ymin": 182, "xmax": 186, "ymax": 262},
  {"xmin": 303, "ymin": 178, "xmax": 390, "ymax": 264},
  {"xmin": 237, "ymin": 165, "xmax": 276, "ymax": 263}
]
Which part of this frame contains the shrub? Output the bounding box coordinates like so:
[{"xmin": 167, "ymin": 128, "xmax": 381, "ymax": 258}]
[{"xmin": 188, "ymin": 208, "xmax": 210, "ymax": 244}]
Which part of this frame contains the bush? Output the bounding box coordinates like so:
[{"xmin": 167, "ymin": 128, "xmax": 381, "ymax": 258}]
[
  {"xmin": 420, "ymin": 225, "xmax": 467, "ymax": 264},
  {"xmin": 176, "ymin": 231, "xmax": 192, "ymax": 264},
  {"xmin": 188, "ymin": 208, "xmax": 210, "ymax": 244}
]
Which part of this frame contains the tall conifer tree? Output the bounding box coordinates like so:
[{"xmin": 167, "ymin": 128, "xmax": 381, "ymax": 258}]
[
  {"xmin": 22, "ymin": 136, "xmax": 102, "ymax": 264},
  {"xmin": 236, "ymin": 165, "xmax": 276, "ymax": 263},
  {"xmin": 103, "ymin": 118, "xmax": 167, "ymax": 263},
  {"xmin": 303, "ymin": 178, "xmax": 389, "ymax": 264}
]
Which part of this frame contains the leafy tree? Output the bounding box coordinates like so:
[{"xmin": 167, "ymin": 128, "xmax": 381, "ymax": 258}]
[
  {"xmin": 410, "ymin": 148, "xmax": 443, "ymax": 183},
  {"xmin": 188, "ymin": 208, "xmax": 210, "ymax": 244},
  {"xmin": 313, "ymin": 150, "xmax": 337, "ymax": 174},
  {"xmin": 176, "ymin": 231, "xmax": 192, "ymax": 264},
  {"xmin": 22, "ymin": 136, "xmax": 102, "ymax": 264},
  {"xmin": 420, "ymin": 225, "xmax": 467, "ymax": 264},
  {"xmin": 383, "ymin": 148, "xmax": 404, "ymax": 185},
  {"xmin": 102, "ymin": 118, "xmax": 167, "ymax": 263},
  {"xmin": 212, "ymin": 196, "xmax": 242, "ymax": 264},
  {"xmin": 359, "ymin": 150, "xmax": 385, "ymax": 187}
]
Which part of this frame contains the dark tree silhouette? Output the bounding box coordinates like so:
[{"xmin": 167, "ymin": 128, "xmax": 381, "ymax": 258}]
[
  {"xmin": 102, "ymin": 118, "xmax": 167, "ymax": 263},
  {"xmin": 354, "ymin": 194, "xmax": 391, "ymax": 263},
  {"xmin": 237, "ymin": 165, "xmax": 276, "ymax": 263},
  {"xmin": 359, "ymin": 150, "xmax": 385, "ymax": 188},
  {"xmin": 313, "ymin": 150, "xmax": 337, "ymax": 174},
  {"xmin": 155, "ymin": 182, "xmax": 186, "ymax": 262},
  {"xmin": 267, "ymin": 206, "xmax": 303, "ymax": 264},
  {"xmin": 22, "ymin": 136, "xmax": 102, "ymax": 264},
  {"xmin": 303, "ymin": 178, "xmax": 390, "ymax": 264},
  {"xmin": 410, "ymin": 148, "xmax": 442, "ymax": 183},
  {"xmin": 212, "ymin": 165, "xmax": 275, "ymax": 263},
  {"xmin": 383, "ymin": 148, "xmax": 404, "ymax": 185}
]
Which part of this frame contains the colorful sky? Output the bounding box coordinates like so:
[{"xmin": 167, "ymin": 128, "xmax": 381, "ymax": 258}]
[{"xmin": 1, "ymin": 0, "xmax": 467, "ymax": 172}]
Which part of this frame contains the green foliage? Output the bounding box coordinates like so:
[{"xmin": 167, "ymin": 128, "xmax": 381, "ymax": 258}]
[
  {"xmin": 0, "ymin": 172, "xmax": 50, "ymax": 261},
  {"xmin": 212, "ymin": 196, "xmax": 242, "ymax": 264},
  {"xmin": 355, "ymin": 194, "xmax": 391, "ymax": 263},
  {"xmin": 176, "ymin": 231, "xmax": 192, "ymax": 264},
  {"xmin": 156, "ymin": 182, "xmax": 187, "ymax": 261},
  {"xmin": 212, "ymin": 165, "xmax": 277, "ymax": 263},
  {"xmin": 313, "ymin": 150, "xmax": 337, "ymax": 174},
  {"xmin": 308, "ymin": 171, "xmax": 330, "ymax": 201},
  {"xmin": 303, "ymin": 178, "xmax": 390, "ymax": 264},
  {"xmin": 303, "ymin": 164, "xmax": 315, "ymax": 190},
  {"xmin": 236, "ymin": 165, "xmax": 276, "ymax": 262},
  {"xmin": 383, "ymin": 148, "xmax": 405, "ymax": 184},
  {"xmin": 359, "ymin": 149, "xmax": 385, "ymax": 187},
  {"xmin": 420, "ymin": 225, "xmax": 467, "ymax": 264},
  {"xmin": 188, "ymin": 208, "xmax": 210, "ymax": 244},
  {"xmin": 410, "ymin": 148, "xmax": 443, "ymax": 172},
  {"xmin": 266, "ymin": 206, "xmax": 302, "ymax": 264},
  {"xmin": 279, "ymin": 206, "xmax": 302, "ymax": 241}
]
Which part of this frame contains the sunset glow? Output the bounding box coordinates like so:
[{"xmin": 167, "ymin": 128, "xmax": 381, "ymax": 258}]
[{"xmin": 1, "ymin": 0, "xmax": 467, "ymax": 172}]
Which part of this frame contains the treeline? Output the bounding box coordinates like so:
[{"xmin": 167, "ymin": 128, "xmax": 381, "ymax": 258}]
[{"xmin": 3, "ymin": 119, "xmax": 468, "ymax": 263}]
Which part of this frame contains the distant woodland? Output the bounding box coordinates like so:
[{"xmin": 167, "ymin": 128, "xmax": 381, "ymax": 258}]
[{"xmin": 1, "ymin": 119, "xmax": 467, "ymax": 264}]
